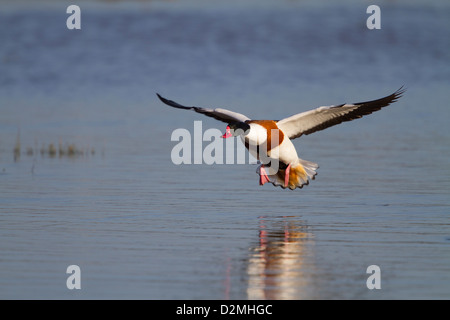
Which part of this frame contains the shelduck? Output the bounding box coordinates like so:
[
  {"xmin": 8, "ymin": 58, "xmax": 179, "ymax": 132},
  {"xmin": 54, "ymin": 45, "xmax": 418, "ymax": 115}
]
[{"xmin": 157, "ymin": 87, "xmax": 404, "ymax": 190}]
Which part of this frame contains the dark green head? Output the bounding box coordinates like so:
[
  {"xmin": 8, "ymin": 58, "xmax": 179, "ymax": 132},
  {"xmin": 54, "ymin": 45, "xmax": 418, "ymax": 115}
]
[{"xmin": 221, "ymin": 122, "xmax": 250, "ymax": 138}]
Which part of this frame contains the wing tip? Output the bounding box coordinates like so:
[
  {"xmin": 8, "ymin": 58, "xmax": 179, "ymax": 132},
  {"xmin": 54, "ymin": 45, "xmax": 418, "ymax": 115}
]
[
  {"xmin": 156, "ymin": 93, "xmax": 193, "ymax": 110},
  {"xmin": 156, "ymin": 93, "xmax": 167, "ymax": 103},
  {"xmin": 354, "ymin": 86, "xmax": 406, "ymax": 106},
  {"xmin": 395, "ymin": 85, "xmax": 406, "ymax": 96},
  {"xmin": 390, "ymin": 85, "xmax": 406, "ymax": 103}
]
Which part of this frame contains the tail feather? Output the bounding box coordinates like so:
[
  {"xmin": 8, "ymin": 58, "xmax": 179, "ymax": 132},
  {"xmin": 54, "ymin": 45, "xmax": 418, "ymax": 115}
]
[
  {"xmin": 256, "ymin": 158, "xmax": 318, "ymax": 190},
  {"xmin": 299, "ymin": 159, "xmax": 319, "ymax": 181}
]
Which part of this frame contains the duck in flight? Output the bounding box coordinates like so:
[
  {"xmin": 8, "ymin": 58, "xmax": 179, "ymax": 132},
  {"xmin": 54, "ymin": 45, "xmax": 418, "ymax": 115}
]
[{"xmin": 157, "ymin": 87, "xmax": 405, "ymax": 190}]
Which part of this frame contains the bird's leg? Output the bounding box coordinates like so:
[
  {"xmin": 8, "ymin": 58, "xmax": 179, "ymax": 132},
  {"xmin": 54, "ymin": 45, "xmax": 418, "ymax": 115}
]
[
  {"xmin": 284, "ymin": 163, "xmax": 291, "ymax": 188},
  {"xmin": 259, "ymin": 165, "xmax": 270, "ymax": 185}
]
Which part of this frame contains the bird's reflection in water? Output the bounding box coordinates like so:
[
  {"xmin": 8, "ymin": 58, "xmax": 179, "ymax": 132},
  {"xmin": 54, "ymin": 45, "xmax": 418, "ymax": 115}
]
[{"xmin": 247, "ymin": 216, "xmax": 315, "ymax": 300}]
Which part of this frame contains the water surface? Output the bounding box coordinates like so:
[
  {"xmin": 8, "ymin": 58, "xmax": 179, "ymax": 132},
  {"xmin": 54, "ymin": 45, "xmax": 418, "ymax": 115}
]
[{"xmin": 0, "ymin": 0, "xmax": 449, "ymax": 299}]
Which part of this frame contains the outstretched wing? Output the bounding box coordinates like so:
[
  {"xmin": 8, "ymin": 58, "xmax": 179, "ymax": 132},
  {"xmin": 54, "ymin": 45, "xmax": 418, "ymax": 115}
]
[
  {"xmin": 277, "ymin": 87, "xmax": 405, "ymax": 139},
  {"xmin": 157, "ymin": 94, "xmax": 251, "ymax": 124}
]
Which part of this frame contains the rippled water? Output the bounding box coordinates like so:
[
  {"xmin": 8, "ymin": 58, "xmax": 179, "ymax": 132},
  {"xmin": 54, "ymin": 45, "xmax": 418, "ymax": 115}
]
[{"xmin": 1, "ymin": 0, "xmax": 449, "ymax": 299}]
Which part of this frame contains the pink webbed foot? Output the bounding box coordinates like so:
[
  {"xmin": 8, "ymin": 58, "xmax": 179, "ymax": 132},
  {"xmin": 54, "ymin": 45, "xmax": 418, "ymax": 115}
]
[
  {"xmin": 284, "ymin": 163, "xmax": 291, "ymax": 188},
  {"xmin": 259, "ymin": 166, "xmax": 270, "ymax": 186}
]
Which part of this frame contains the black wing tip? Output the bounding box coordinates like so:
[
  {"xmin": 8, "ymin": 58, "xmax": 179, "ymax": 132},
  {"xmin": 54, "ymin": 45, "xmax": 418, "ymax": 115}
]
[
  {"xmin": 395, "ymin": 85, "xmax": 406, "ymax": 96},
  {"xmin": 156, "ymin": 93, "xmax": 193, "ymax": 110},
  {"xmin": 156, "ymin": 93, "xmax": 167, "ymax": 103},
  {"xmin": 354, "ymin": 86, "xmax": 406, "ymax": 106},
  {"xmin": 156, "ymin": 93, "xmax": 170, "ymax": 104},
  {"xmin": 389, "ymin": 85, "xmax": 406, "ymax": 103}
]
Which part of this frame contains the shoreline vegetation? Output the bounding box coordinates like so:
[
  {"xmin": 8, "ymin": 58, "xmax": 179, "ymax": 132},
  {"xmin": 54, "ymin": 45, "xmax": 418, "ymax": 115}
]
[{"xmin": 13, "ymin": 134, "xmax": 96, "ymax": 162}]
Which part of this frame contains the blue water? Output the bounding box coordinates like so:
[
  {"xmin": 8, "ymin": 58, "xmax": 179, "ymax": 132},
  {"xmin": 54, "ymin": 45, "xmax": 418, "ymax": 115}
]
[{"xmin": 0, "ymin": 0, "xmax": 449, "ymax": 299}]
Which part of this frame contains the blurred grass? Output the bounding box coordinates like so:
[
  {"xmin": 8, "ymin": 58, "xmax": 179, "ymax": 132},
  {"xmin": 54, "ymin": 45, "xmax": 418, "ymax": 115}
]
[{"xmin": 12, "ymin": 132, "xmax": 96, "ymax": 161}]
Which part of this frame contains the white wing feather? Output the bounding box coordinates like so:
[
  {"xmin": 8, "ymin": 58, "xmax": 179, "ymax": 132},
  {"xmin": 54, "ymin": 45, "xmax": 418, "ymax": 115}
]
[{"xmin": 277, "ymin": 87, "xmax": 405, "ymax": 139}]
